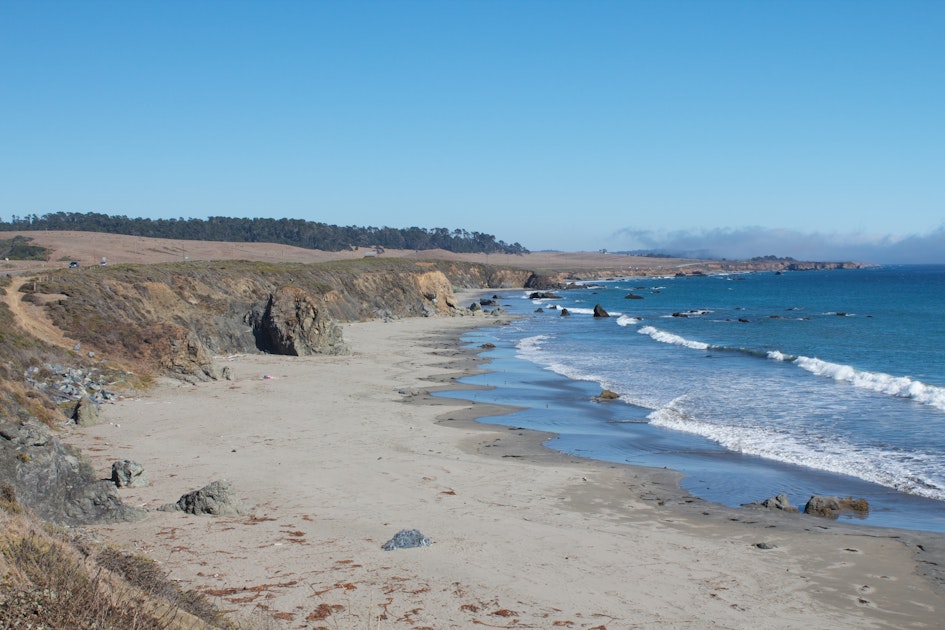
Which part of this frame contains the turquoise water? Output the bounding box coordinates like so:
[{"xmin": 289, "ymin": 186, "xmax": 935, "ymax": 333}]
[{"xmin": 439, "ymin": 265, "xmax": 945, "ymax": 532}]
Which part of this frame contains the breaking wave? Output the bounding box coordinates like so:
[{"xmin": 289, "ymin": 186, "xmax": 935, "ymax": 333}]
[
  {"xmin": 793, "ymin": 356, "xmax": 945, "ymax": 412},
  {"xmin": 636, "ymin": 325, "xmax": 945, "ymax": 413},
  {"xmin": 649, "ymin": 399, "xmax": 945, "ymax": 501}
]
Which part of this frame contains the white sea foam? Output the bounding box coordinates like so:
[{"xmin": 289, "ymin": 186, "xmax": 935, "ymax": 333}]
[
  {"xmin": 616, "ymin": 315, "xmax": 642, "ymax": 327},
  {"xmin": 768, "ymin": 350, "xmax": 788, "ymax": 361},
  {"xmin": 793, "ymin": 356, "xmax": 945, "ymax": 412},
  {"xmin": 638, "ymin": 326, "xmax": 710, "ymax": 350},
  {"xmin": 649, "ymin": 399, "xmax": 945, "ymax": 501},
  {"xmin": 516, "ymin": 334, "xmax": 549, "ymax": 358}
]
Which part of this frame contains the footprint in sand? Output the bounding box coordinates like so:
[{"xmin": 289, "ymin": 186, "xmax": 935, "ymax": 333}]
[{"xmin": 858, "ymin": 585, "xmax": 874, "ymax": 594}]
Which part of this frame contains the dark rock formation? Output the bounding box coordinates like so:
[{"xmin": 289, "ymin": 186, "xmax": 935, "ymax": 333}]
[
  {"xmin": 528, "ymin": 292, "xmax": 561, "ymax": 300},
  {"xmin": 804, "ymin": 495, "xmax": 870, "ymax": 519},
  {"xmin": 247, "ymin": 286, "xmax": 349, "ymax": 356},
  {"xmin": 524, "ymin": 273, "xmax": 563, "ymax": 291},
  {"xmin": 624, "ymin": 293, "xmax": 644, "ymax": 299},
  {"xmin": 0, "ymin": 419, "xmax": 144, "ymax": 525},
  {"xmin": 742, "ymin": 493, "xmax": 799, "ymax": 513},
  {"xmin": 381, "ymin": 528, "xmax": 432, "ymax": 551},
  {"xmin": 159, "ymin": 480, "xmax": 247, "ymax": 516},
  {"xmin": 111, "ymin": 459, "xmax": 148, "ymax": 488},
  {"xmin": 593, "ymin": 304, "xmax": 610, "ymax": 318},
  {"xmin": 597, "ymin": 389, "xmax": 620, "ymax": 400}
]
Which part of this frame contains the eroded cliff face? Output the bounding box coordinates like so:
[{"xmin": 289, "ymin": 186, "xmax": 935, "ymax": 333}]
[
  {"xmin": 247, "ymin": 286, "xmax": 349, "ymax": 356},
  {"xmin": 0, "ymin": 259, "xmax": 519, "ymax": 525},
  {"xmin": 17, "ymin": 259, "xmax": 513, "ymax": 381}
]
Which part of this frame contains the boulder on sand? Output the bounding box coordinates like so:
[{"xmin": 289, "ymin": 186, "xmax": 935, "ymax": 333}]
[
  {"xmin": 159, "ymin": 480, "xmax": 247, "ymax": 516},
  {"xmin": 111, "ymin": 459, "xmax": 149, "ymax": 488},
  {"xmin": 72, "ymin": 395, "xmax": 102, "ymax": 427}
]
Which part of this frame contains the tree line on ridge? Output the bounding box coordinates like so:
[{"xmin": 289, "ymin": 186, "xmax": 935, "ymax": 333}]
[{"xmin": 1, "ymin": 211, "xmax": 529, "ymax": 255}]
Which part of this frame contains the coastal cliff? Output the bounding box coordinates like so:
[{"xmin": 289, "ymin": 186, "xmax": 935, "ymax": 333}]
[
  {"xmin": 17, "ymin": 258, "xmax": 522, "ymax": 381},
  {"xmin": 0, "ymin": 258, "xmax": 519, "ymax": 525},
  {"xmin": 0, "ymin": 254, "xmax": 861, "ymax": 523}
]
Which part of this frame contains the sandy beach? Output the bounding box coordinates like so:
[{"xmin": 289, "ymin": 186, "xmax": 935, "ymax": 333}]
[{"xmin": 64, "ymin": 313, "xmax": 944, "ymax": 629}]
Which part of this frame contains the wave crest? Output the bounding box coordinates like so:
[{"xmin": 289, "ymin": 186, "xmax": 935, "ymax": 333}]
[
  {"xmin": 794, "ymin": 356, "xmax": 945, "ymax": 412},
  {"xmin": 638, "ymin": 326, "xmax": 710, "ymax": 350},
  {"xmin": 649, "ymin": 399, "xmax": 945, "ymax": 501}
]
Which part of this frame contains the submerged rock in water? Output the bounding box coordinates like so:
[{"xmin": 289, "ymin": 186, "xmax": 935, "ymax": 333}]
[
  {"xmin": 804, "ymin": 495, "xmax": 870, "ymax": 519},
  {"xmin": 742, "ymin": 493, "xmax": 799, "ymax": 513},
  {"xmin": 382, "ymin": 529, "xmax": 432, "ymax": 551}
]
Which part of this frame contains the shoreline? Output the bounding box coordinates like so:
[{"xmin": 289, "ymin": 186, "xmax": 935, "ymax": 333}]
[{"xmin": 64, "ymin": 314, "xmax": 944, "ymax": 628}]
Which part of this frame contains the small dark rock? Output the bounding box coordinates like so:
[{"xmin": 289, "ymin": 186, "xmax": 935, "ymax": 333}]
[{"xmin": 382, "ymin": 528, "xmax": 432, "ymax": 551}]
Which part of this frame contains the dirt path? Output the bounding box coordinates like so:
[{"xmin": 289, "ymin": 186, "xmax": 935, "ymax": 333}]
[{"xmin": 2, "ymin": 278, "xmax": 76, "ymax": 350}]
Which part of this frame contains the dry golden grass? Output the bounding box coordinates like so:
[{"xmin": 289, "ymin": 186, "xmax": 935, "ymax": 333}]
[
  {"xmin": 4, "ymin": 229, "xmax": 698, "ymax": 274},
  {"xmin": 0, "ymin": 496, "xmax": 251, "ymax": 630}
]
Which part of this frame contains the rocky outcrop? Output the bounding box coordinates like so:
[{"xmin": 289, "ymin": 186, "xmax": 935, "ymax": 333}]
[
  {"xmin": 140, "ymin": 322, "xmax": 218, "ymax": 382},
  {"xmin": 742, "ymin": 493, "xmax": 799, "ymax": 513},
  {"xmin": 159, "ymin": 480, "xmax": 247, "ymax": 516},
  {"xmin": 524, "ymin": 273, "xmax": 564, "ymax": 290},
  {"xmin": 247, "ymin": 286, "xmax": 350, "ymax": 356},
  {"xmin": 0, "ymin": 419, "xmax": 144, "ymax": 525},
  {"xmin": 593, "ymin": 304, "xmax": 610, "ymax": 318},
  {"xmin": 804, "ymin": 495, "xmax": 870, "ymax": 519}
]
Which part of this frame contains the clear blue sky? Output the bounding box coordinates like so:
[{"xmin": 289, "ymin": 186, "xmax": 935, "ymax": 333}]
[{"xmin": 2, "ymin": 1, "xmax": 943, "ymax": 262}]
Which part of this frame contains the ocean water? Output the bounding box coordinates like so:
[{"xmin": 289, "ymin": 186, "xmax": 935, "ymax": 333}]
[{"xmin": 438, "ymin": 265, "xmax": 945, "ymax": 533}]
